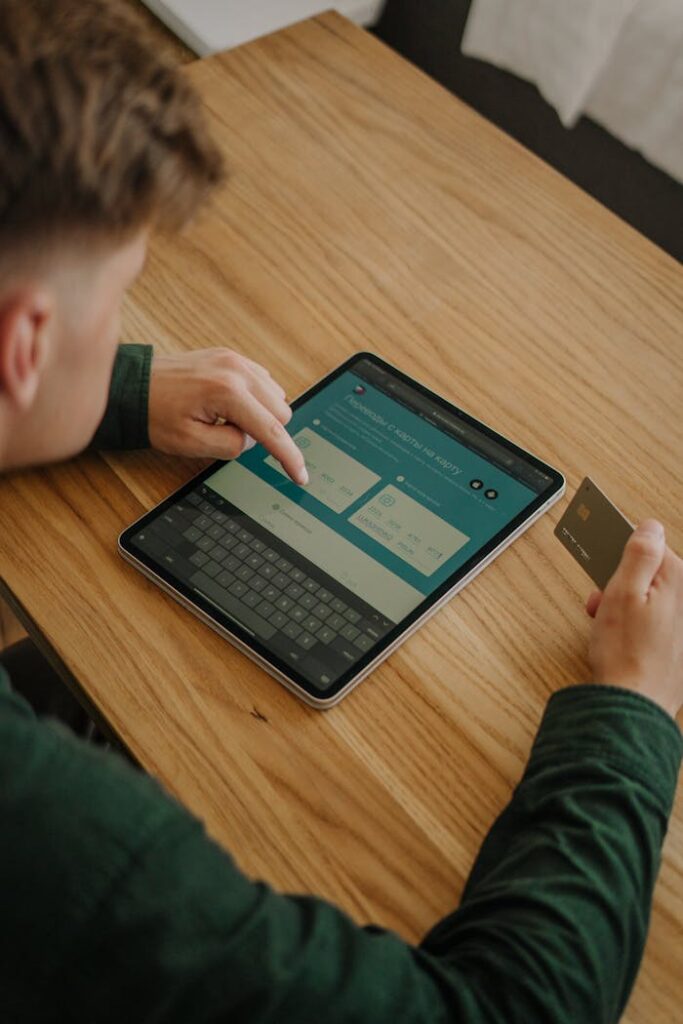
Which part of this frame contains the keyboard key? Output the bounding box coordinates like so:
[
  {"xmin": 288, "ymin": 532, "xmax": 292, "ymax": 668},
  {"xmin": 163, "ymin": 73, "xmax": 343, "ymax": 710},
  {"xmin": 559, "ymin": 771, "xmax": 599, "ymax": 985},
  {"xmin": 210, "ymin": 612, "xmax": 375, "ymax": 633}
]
[
  {"xmin": 285, "ymin": 582, "xmax": 304, "ymax": 601},
  {"xmin": 203, "ymin": 560, "xmax": 223, "ymax": 579},
  {"xmin": 263, "ymin": 548, "xmax": 279, "ymax": 563},
  {"xmin": 299, "ymin": 653, "xmax": 337, "ymax": 690},
  {"xmin": 258, "ymin": 563, "xmax": 277, "ymax": 580},
  {"xmin": 331, "ymin": 636, "xmax": 357, "ymax": 663},
  {"xmin": 150, "ymin": 519, "xmax": 184, "ymax": 547},
  {"xmin": 317, "ymin": 588, "xmax": 333, "ymax": 603},
  {"xmin": 341, "ymin": 622, "xmax": 360, "ymax": 641},
  {"xmin": 256, "ymin": 600, "xmax": 276, "ymax": 619},
  {"xmin": 313, "ymin": 602, "xmax": 331, "ymax": 621},
  {"xmin": 186, "ymin": 492, "xmax": 202, "ymax": 507},
  {"xmin": 354, "ymin": 633, "xmax": 374, "ymax": 652},
  {"xmin": 290, "ymin": 606, "xmax": 307, "ymax": 623},
  {"xmin": 269, "ymin": 610, "xmax": 288, "ymax": 630},
  {"xmin": 283, "ymin": 620, "xmax": 303, "ymax": 639},
  {"xmin": 303, "ymin": 615, "xmax": 322, "ymax": 634},
  {"xmin": 207, "ymin": 524, "xmax": 225, "ymax": 541},
  {"xmin": 182, "ymin": 525, "xmax": 202, "ymax": 544},
  {"xmin": 212, "ymin": 511, "xmax": 229, "ymax": 524},
  {"xmin": 159, "ymin": 551, "xmax": 194, "ymax": 580},
  {"xmin": 216, "ymin": 569, "xmax": 235, "ymax": 588},
  {"xmin": 250, "ymin": 538, "xmax": 266, "ymax": 553},
  {"xmin": 196, "ymin": 536, "xmax": 214, "ymax": 553},
  {"xmin": 276, "ymin": 595, "xmax": 294, "ymax": 613},
  {"xmin": 224, "ymin": 554, "xmax": 240, "ymax": 572},
  {"xmin": 195, "ymin": 515, "xmax": 212, "ymax": 530},
  {"xmin": 226, "ymin": 520, "xmax": 240, "ymax": 534},
  {"xmin": 296, "ymin": 632, "xmax": 317, "ymax": 650},
  {"xmin": 289, "ymin": 568, "xmax": 305, "ymax": 583},
  {"xmin": 189, "ymin": 549, "xmax": 210, "ymax": 568},
  {"xmin": 361, "ymin": 622, "xmax": 383, "ymax": 640},
  {"xmin": 218, "ymin": 534, "xmax": 237, "ymax": 551},
  {"xmin": 262, "ymin": 584, "xmax": 279, "ymax": 602},
  {"xmin": 316, "ymin": 625, "xmax": 336, "ymax": 645},
  {"xmin": 273, "ymin": 572, "xmax": 290, "ymax": 590},
  {"xmin": 243, "ymin": 590, "xmax": 261, "ymax": 609},
  {"xmin": 209, "ymin": 545, "xmax": 226, "ymax": 562},
  {"xmin": 228, "ymin": 580, "xmax": 248, "ymax": 598},
  {"xmin": 247, "ymin": 553, "xmax": 264, "ymax": 570},
  {"xmin": 133, "ymin": 531, "xmax": 166, "ymax": 559},
  {"xmin": 236, "ymin": 565, "xmax": 253, "ymax": 582},
  {"xmin": 250, "ymin": 576, "xmax": 267, "ymax": 594},
  {"xmin": 189, "ymin": 572, "xmax": 277, "ymax": 641},
  {"xmin": 174, "ymin": 540, "xmax": 198, "ymax": 560},
  {"xmin": 299, "ymin": 593, "xmax": 317, "ymax": 611},
  {"xmin": 303, "ymin": 579, "xmax": 319, "ymax": 594},
  {"xmin": 234, "ymin": 543, "xmax": 251, "ymax": 560},
  {"xmin": 275, "ymin": 556, "xmax": 292, "ymax": 572},
  {"xmin": 175, "ymin": 503, "xmax": 202, "ymax": 523},
  {"xmin": 237, "ymin": 528, "xmax": 252, "ymax": 543},
  {"xmin": 344, "ymin": 608, "xmax": 361, "ymax": 625},
  {"xmin": 330, "ymin": 598, "xmax": 347, "ymax": 615},
  {"xmin": 200, "ymin": 501, "xmax": 214, "ymax": 514},
  {"xmin": 326, "ymin": 612, "xmax": 345, "ymax": 632}
]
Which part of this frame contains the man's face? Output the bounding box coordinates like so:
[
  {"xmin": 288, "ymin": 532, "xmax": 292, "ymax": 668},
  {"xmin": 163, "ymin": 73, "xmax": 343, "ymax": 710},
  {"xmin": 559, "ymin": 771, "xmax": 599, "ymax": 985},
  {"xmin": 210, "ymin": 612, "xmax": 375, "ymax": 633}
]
[{"xmin": 0, "ymin": 231, "xmax": 147, "ymax": 470}]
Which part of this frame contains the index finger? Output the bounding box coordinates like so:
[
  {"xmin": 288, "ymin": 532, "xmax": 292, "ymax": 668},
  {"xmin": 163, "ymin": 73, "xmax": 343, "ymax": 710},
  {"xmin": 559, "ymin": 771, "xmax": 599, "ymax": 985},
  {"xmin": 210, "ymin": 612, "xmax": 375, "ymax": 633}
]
[
  {"xmin": 227, "ymin": 389, "xmax": 308, "ymax": 486},
  {"xmin": 609, "ymin": 519, "xmax": 666, "ymax": 599}
]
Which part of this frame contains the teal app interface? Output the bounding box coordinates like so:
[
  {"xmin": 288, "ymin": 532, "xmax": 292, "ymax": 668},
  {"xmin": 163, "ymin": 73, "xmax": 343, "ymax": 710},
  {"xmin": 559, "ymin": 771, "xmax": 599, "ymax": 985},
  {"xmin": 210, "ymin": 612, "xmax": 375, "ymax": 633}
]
[{"xmin": 205, "ymin": 366, "xmax": 539, "ymax": 624}]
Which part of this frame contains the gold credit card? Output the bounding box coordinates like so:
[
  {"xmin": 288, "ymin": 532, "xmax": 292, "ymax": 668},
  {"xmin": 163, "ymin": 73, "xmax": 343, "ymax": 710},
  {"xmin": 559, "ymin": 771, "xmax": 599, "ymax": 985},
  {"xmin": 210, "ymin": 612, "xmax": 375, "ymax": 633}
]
[{"xmin": 554, "ymin": 477, "xmax": 633, "ymax": 589}]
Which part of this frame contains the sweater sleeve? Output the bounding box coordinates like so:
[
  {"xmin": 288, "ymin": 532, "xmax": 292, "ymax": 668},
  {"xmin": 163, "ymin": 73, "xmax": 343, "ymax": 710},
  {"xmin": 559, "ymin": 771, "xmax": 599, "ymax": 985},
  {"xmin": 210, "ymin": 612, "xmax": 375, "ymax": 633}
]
[
  {"xmin": 89, "ymin": 343, "xmax": 153, "ymax": 450},
  {"xmin": 1, "ymin": 682, "xmax": 680, "ymax": 1024},
  {"xmin": 420, "ymin": 684, "xmax": 682, "ymax": 1023}
]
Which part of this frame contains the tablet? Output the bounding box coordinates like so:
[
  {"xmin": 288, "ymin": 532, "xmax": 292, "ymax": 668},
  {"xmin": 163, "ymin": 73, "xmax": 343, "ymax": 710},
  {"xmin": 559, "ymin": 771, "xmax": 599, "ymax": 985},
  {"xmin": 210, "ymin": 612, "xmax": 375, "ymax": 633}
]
[{"xmin": 119, "ymin": 353, "xmax": 565, "ymax": 708}]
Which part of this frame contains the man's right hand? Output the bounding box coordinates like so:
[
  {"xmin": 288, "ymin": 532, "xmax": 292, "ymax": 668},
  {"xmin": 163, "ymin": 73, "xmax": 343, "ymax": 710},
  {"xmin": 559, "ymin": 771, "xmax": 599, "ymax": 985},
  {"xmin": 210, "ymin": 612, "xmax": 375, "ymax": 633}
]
[{"xmin": 586, "ymin": 520, "xmax": 683, "ymax": 720}]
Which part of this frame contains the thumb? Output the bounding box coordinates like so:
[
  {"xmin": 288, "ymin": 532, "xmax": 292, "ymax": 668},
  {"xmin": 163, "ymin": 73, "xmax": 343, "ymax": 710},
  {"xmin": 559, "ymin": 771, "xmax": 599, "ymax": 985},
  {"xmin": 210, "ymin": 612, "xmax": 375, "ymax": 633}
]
[{"xmin": 610, "ymin": 519, "xmax": 666, "ymax": 599}]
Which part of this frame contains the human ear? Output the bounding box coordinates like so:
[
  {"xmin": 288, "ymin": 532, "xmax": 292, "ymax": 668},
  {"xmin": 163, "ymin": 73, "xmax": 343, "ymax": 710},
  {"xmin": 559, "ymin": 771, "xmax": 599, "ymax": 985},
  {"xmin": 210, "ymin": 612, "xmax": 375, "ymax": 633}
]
[{"xmin": 0, "ymin": 291, "xmax": 50, "ymax": 411}]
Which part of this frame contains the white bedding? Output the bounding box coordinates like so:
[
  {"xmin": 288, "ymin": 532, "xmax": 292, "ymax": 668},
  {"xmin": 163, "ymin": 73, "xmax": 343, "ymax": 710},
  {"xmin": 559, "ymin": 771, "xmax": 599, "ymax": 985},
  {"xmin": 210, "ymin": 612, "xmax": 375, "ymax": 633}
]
[{"xmin": 462, "ymin": 0, "xmax": 683, "ymax": 184}]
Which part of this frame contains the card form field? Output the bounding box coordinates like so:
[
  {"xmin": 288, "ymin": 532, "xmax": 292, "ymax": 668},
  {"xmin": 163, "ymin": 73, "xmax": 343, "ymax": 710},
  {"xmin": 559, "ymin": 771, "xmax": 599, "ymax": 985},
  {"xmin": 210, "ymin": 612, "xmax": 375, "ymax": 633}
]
[
  {"xmin": 265, "ymin": 427, "xmax": 380, "ymax": 513},
  {"xmin": 349, "ymin": 485, "xmax": 470, "ymax": 576}
]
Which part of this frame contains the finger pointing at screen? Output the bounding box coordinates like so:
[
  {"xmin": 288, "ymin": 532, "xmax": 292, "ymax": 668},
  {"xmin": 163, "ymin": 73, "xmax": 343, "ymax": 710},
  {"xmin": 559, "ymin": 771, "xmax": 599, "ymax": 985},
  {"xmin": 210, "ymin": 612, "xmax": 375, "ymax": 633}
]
[{"xmin": 147, "ymin": 348, "xmax": 309, "ymax": 485}]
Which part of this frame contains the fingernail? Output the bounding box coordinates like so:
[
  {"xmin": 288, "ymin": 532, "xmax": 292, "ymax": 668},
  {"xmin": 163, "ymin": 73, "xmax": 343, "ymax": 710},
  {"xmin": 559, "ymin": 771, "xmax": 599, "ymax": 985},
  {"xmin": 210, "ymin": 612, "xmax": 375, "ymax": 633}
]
[
  {"xmin": 297, "ymin": 467, "xmax": 309, "ymax": 486},
  {"xmin": 242, "ymin": 435, "xmax": 256, "ymax": 452},
  {"xmin": 638, "ymin": 520, "xmax": 664, "ymax": 537}
]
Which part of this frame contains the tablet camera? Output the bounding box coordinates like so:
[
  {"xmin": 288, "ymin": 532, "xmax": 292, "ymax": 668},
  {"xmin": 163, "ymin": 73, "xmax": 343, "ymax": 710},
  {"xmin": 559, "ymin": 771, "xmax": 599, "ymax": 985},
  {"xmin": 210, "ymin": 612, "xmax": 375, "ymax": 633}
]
[
  {"xmin": 470, "ymin": 479, "xmax": 483, "ymax": 490},
  {"xmin": 485, "ymin": 489, "xmax": 498, "ymax": 500}
]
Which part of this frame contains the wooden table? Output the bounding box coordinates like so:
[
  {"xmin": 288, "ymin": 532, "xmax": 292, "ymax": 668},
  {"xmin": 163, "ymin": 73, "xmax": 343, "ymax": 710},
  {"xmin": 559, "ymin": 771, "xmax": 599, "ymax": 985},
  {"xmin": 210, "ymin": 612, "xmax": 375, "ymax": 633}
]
[{"xmin": 1, "ymin": 13, "xmax": 681, "ymax": 1021}]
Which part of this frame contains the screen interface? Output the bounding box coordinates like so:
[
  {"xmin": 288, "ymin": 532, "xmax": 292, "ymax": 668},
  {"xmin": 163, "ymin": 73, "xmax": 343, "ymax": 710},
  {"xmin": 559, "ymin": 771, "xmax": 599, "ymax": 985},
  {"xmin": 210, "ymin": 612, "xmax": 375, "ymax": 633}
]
[
  {"xmin": 204, "ymin": 360, "xmax": 550, "ymax": 684},
  {"xmin": 130, "ymin": 358, "xmax": 555, "ymax": 694}
]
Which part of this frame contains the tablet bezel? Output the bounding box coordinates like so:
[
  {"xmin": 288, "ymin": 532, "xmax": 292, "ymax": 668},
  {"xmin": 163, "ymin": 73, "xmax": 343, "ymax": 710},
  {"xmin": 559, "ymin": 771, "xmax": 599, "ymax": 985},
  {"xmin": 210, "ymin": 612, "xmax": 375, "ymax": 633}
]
[{"xmin": 119, "ymin": 352, "xmax": 565, "ymax": 708}]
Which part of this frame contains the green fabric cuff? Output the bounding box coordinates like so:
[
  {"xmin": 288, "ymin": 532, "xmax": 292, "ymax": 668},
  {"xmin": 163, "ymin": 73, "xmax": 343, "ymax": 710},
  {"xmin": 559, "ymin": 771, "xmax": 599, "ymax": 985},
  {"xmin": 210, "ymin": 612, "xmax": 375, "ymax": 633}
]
[
  {"xmin": 90, "ymin": 344, "xmax": 153, "ymax": 451},
  {"xmin": 531, "ymin": 684, "xmax": 683, "ymax": 816}
]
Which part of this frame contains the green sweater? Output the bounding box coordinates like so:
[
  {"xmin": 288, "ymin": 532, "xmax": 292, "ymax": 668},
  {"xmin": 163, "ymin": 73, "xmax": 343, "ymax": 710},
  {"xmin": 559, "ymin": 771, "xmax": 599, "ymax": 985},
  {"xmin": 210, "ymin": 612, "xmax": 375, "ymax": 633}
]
[{"xmin": 1, "ymin": 345, "xmax": 681, "ymax": 1023}]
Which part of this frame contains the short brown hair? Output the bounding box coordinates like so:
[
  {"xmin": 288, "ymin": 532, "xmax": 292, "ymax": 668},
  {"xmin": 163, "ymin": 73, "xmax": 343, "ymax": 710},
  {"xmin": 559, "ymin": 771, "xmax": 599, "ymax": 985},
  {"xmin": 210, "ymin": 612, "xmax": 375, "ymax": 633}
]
[{"xmin": 0, "ymin": 0, "xmax": 224, "ymax": 246}]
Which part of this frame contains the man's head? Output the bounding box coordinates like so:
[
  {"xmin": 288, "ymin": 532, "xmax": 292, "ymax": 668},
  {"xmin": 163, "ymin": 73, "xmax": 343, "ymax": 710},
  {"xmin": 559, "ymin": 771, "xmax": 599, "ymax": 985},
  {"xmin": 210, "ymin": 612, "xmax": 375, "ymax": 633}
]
[{"xmin": 0, "ymin": 0, "xmax": 223, "ymax": 469}]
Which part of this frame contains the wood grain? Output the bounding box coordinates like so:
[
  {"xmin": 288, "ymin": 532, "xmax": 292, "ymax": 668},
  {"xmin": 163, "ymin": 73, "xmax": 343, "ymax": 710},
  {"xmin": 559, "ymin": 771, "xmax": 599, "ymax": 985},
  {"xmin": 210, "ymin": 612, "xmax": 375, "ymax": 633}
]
[{"xmin": 0, "ymin": 13, "xmax": 681, "ymax": 1020}]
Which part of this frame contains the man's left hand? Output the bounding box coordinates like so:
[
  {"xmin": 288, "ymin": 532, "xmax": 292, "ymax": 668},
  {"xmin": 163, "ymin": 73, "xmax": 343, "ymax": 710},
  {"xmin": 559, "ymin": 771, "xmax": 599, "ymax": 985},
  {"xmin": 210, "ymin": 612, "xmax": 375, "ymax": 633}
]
[{"xmin": 148, "ymin": 348, "xmax": 308, "ymax": 485}]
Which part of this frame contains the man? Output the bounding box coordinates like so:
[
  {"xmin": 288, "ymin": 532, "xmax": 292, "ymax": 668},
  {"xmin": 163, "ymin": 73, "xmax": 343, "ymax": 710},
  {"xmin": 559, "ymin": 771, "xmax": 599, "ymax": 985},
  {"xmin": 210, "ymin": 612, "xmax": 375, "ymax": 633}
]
[{"xmin": 0, "ymin": 2, "xmax": 681, "ymax": 1022}]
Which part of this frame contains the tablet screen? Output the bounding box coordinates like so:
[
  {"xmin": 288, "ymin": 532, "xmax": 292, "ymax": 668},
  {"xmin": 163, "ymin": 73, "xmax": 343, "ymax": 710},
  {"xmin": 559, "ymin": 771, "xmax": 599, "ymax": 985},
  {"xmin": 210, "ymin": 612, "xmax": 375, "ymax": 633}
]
[{"xmin": 123, "ymin": 354, "xmax": 562, "ymax": 701}]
